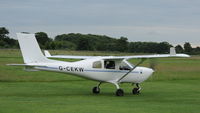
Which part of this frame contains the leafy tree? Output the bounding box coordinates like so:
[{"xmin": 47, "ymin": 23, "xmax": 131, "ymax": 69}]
[
  {"xmin": 55, "ymin": 33, "xmax": 81, "ymax": 45},
  {"xmin": 50, "ymin": 42, "xmax": 56, "ymax": 50},
  {"xmin": 76, "ymin": 37, "xmax": 94, "ymax": 50},
  {"xmin": 35, "ymin": 32, "xmax": 52, "ymax": 48},
  {"xmin": 175, "ymin": 45, "xmax": 184, "ymax": 53},
  {"xmin": 184, "ymin": 42, "xmax": 193, "ymax": 54},
  {"xmin": 128, "ymin": 42, "xmax": 172, "ymax": 53},
  {"xmin": 156, "ymin": 42, "xmax": 172, "ymax": 54},
  {"xmin": 116, "ymin": 37, "xmax": 128, "ymax": 52},
  {"xmin": 0, "ymin": 27, "xmax": 19, "ymax": 48},
  {"xmin": 0, "ymin": 27, "xmax": 9, "ymax": 39},
  {"xmin": 44, "ymin": 42, "xmax": 51, "ymax": 49},
  {"xmin": 192, "ymin": 47, "xmax": 200, "ymax": 55},
  {"xmin": 53, "ymin": 41, "xmax": 76, "ymax": 50},
  {"xmin": 0, "ymin": 40, "xmax": 6, "ymax": 47},
  {"xmin": 3, "ymin": 38, "xmax": 18, "ymax": 48}
]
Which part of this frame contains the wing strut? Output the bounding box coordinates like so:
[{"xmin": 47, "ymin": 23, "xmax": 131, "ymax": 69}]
[{"xmin": 117, "ymin": 59, "xmax": 146, "ymax": 82}]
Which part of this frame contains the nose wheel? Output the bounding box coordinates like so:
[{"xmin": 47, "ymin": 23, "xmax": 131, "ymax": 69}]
[{"xmin": 132, "ymin": 83, "xmax": 141, "ymax": 94}]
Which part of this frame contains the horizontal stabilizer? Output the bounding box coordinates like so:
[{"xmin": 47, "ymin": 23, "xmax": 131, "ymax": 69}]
[
  {"xmin": 7, "ymin": 64, "xmax": 47, "ymax": 67},
  {"xmin": 44, "ymin": 50, "xmax": 51, "ymax": 57}
]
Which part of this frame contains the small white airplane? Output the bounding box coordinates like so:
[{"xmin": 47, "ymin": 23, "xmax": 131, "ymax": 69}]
[{"xmin": 8, "ymin": 33, "xmax": 190, "ymax": 96}]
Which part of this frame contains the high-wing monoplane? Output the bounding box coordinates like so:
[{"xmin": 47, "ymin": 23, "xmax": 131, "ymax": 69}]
[{"xmin": 8, "ymin": 33, "xmax": 190, "ymax": 96}]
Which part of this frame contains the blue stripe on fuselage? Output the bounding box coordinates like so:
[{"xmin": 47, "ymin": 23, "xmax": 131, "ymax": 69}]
[
  {"xmin": 35, "ymin": 66, "xmax": 140, "ymax": 74},
  {"xmin": 84, "ymin": 69, "xmax": 139, "ymax": 73},
  {"xmin": 36, "ymin": 66, "xmax": 58, "ymax": 70}
]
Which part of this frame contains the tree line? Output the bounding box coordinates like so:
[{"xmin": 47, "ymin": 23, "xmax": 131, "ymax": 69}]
[{"xmin": 0, "ymin": 27, "xmax": 199, "ymax": 54}]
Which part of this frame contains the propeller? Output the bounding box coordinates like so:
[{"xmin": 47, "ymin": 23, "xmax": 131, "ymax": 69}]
[{"xmin": 149, "ymin": 59, "xmax": 158, "ymax": 70}]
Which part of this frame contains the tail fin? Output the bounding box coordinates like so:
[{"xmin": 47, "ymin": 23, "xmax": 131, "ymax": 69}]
[
  {"xmin": 170, "ymin": 47, "xmax": 176, "ymax": 55},
  {"xmin": 17, "ymin": 33, "xmax": 50, "ymax": 63}
]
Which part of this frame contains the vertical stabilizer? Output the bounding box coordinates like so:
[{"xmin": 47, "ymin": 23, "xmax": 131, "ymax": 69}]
[
  {"xmin": 17, "ymin": 33, "xmax": 50, "ymax": 63},
  {"xmin": 170, "ymin": 47, "xmax": 176, "ymax": 55}
]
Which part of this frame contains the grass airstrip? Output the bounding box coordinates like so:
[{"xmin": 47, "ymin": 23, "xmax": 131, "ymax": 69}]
[{"xmin": 0, "ymin": 49, "xmax": 200, "ymax": 113}]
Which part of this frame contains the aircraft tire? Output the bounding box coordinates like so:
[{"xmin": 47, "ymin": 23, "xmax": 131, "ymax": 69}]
[
  {"xmin": 116, "ymin": 89, "xmax": 124, "ymax": 96},
  {"xmin": 132, "ymin": 88, "xmax": 140, "ymax": 94},
  {"xmin": 92, "ymin": 86, "xmax": 100, "ymax": 94}
]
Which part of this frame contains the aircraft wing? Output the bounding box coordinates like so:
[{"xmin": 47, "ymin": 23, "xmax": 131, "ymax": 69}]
[
  {"xmin": 45, "ymin": 55, "xmax": 95, "ymax": 59},
  {"xmin": 120, "ymin": 47, "xmax": 190, "ymax": 59},
  {"xmin": 121, "ymin": 53, "xmax": 190, "ymax": 60},
  {"xmin": 44, "ymin": 50, "xmax": 95, "ymax": 59},
  {"xmin": 44, "ymin": 48, "xmax": 190, "ymax": 60},
  {"xmin": 94, "ymin": 48, "xmax": 190, "ymax": 60}
]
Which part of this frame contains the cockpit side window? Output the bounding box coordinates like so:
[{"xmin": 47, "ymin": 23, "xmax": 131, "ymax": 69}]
[
  {"xmin": 104, "ymin": 61, "xmax": 115, "ymax": 69},
  {"xmin": 93, "ymin": 61, "xmax": 102, "ymax": 68}
]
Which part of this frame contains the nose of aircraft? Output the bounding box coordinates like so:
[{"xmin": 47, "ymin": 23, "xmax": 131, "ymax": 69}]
[
  {"xmin": 149, "ymin": 68, "xmax": 154, "ymax": 73},
  {"xmin": 133, "ymin": 67, "xmax": 155, "ymax": 83},
  {"xmin": 145, "ymin": 67, "xmax": 154, "ymax": 76}
]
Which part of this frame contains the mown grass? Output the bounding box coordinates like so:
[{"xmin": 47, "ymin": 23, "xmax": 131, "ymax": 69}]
[{"xmin": 0, "ymin": 49, "xmax": 200, "ymax": 113}]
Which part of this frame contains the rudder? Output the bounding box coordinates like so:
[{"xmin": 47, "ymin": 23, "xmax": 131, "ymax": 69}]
[{"xmin": 17, "ymin": 33, "xmax": 50, "ymax": 63}]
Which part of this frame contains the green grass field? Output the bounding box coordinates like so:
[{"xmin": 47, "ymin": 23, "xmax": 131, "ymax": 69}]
[{"xmin": 0, "ymin": 49, "xmax": 200, "ymax": 113}]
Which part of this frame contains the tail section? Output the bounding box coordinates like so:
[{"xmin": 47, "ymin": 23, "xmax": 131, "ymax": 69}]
[
  {"xmin": 44, "ymin": 50, "xmax": 51, "ymax": 57},
  {"xmin": 170, "ymin": 47, "xmax": 176, "ymax": 55},
  {"xmin": 17, "ymin": 33, "xmax": 50, "ymax": 63}
]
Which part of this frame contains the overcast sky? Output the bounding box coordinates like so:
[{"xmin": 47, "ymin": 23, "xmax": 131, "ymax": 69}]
[{"xmin": 1, "ymin": 0, "xmax": 200, "ymax": 46}]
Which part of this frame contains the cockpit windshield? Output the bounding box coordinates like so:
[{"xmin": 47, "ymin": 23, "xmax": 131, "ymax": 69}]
[{"xmin": 119, "ymin": 61, "xmax": 132, "ymax": 70}]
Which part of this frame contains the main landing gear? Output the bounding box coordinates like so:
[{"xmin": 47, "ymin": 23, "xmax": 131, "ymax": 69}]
[
  {"xmin": 92, "ymin": 82, "xmax": 141, "ymax": 96},
  {"xmin": 92, "ymin": 82, "xmax": 101, "ymax": 94},
  {"xmin": 116, "ymin": 89, "xmax": 124, "ymax": 96}
]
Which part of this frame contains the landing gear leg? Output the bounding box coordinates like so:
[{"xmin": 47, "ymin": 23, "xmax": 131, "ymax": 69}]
[
  {"xmin": 132, "ymin": 83, "xmax": 141, "ymax": 95},
  {"xmin": 92, "ymin": 82, "xmax": 102, "ymax": 94},
  {"xmin": 114, "ymin": 83, "xmax": 124, "ymax": 96}
]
